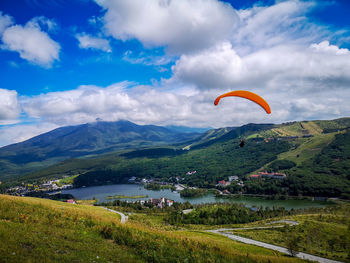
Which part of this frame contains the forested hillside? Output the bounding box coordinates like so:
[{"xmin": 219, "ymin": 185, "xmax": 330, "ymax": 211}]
[{"xmin": 3, "ymin": 118, "xmax": 350, "ymax": 198}]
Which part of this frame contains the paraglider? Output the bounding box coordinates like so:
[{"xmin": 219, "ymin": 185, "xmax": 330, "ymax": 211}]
[
  {"xmin": 214, "ymin": 90, "xmax": 271, "ymax": 114},
  {"xmin": 214, "ymin": 90, "xmax": 271, "ymax": 147},
  {"xmin": 239, "ymin": 138, "xmax": 245, "ymax": 148}
]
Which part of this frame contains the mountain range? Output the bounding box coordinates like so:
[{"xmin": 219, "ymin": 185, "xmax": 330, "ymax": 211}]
[
  {"xmin": 0, "ymin": 120, "xmax": 202, "ymax": 180},
  {"xmin": 1, "ymin": 118, "xmax": 350, "ymax": 199}
]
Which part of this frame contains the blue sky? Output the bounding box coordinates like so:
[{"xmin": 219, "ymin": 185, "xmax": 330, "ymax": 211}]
[
  {"xmin": 0, "ymin": 0, "xmax": 171, "ymax": 95},
  {"xmin": 0, "ymin": 0, "xmax": 350, "ymax": 146}
]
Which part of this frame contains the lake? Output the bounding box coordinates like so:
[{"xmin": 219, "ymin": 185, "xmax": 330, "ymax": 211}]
[{"xmin": 62, "ymin": 184, "xmax": 332, "ymax": 210}]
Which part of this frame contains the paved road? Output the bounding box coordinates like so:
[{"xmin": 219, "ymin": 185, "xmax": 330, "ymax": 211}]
[
  {"xmin": 206, "ymin": 227, "xmax": 343, "ymax": 263},
  {"xmin": 100, "ymin": 207, "xmax": 128, "ymax": 224},
  {"xmin": 182, "ymin": 209, "xmax": 193, "ymax": 215},
  {"xmin": 267, "ymin": 220, "xmax": 299, "ymax": 226}
]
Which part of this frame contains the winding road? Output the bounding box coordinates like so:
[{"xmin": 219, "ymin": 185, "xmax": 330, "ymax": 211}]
[
  {"xmin": 100, "ymin": 207, "xmax": 128, "ymax": 224},
  {"xmin": 206, "ymin": 222, "xmax": 343, "ymax": 263},
  {"xmin": 99, "ymin": 208, "xmax": 342, "ymax": 263}
]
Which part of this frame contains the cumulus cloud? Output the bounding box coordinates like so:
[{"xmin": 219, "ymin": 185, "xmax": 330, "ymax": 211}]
[
  {"xmin": 1, "ymin": 0, "xmax": 350, "ymax": 147},
  {"xmin": 22, "ymin": 82, "xmax": 139, "ymax": 124},
  {"xmin": 16, "ymin": 80, "xmax": 324, "ymax": 131},
  {"xmin": 94, "ymin": 0, "xmax": 335, "ymax": 55},
  {"xmin": 3, "ymin": 77, "xmax": 350, "ymax": 147},
  {"xmin": 1, "ymin": 16, "xmax": 60, "ymax": 67},
  {"xmin": 95, "ymin": 0, "xmax": 239, "ymax": 53},
  {"xmin": 0, "ymin": 11, "xmax": 14, "ymax": 34},
  {"xmin": 0, "ymin": 122, "xmax": 58, "ymax": 147},
  {"xmin": 310, "ymin": 40, "xmax": 350, "ymax": 55},
  {"xmin": 18, "ymin": 82, "xmax": 240, "ymax": 128},
  {"xmin": 170, "ymin": 41, "xmax": 350, "ymax": 89},
  {"xmin": 232, "ymin": 0, "xmax": 327, "ymax": 54},
  {"xmin": 76, "ymin": 33, "xmax": 111, "ymax": 52},
  {"xmin": 0, "ymin": 89, "xmax": 21, "ymax": 120},
  {"xmin": 167, "ymin": 40, "xmax": 350, "ymax": 122},
  {"xmin": 169, "ymin": 42, "xmax": 243, "ymax": 89}
]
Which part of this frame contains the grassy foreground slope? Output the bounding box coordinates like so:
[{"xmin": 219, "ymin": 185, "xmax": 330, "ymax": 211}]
[{"xmin": 0, "ymin": 195, "xmax": 306, "ymax": 263}]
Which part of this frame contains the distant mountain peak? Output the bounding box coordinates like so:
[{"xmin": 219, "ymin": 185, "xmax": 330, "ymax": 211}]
[{"xmin": 0, "ymin": 120, "xmax": 203, "ymax": 176}]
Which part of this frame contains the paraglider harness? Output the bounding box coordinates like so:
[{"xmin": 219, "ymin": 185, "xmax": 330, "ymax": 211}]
[{"xmin": 239, "ymin": 138, "xmax": 246, "ymax": 147}]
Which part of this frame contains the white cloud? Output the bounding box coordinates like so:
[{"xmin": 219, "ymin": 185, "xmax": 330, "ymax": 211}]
[
  {"xmin": 0, "ymin": 122, "xmax": 58, "ymax": 147},
  {"xmin": 94, "ymin": 0, "xmax": 336, "ymax": 55},
  {"xmin": 170, "ymin": 41, "xmax": 350, "ymax": 89},
  {"xmin": 22, "ymin": 82, "xmax": 139, "ymax": 124},
  {"xmin": 28, "ymin": 16, "xmax": 59, "ymax": 32},
  {"xmin": 167, "ymin": 40, "xmax": 350, "ymax": 122},
  {"xmin": 0, "ymin": 89, "xmax": 21, "ymax": 120},
  {"xmin": 232, "ymin": 0, "xmax": 329, "ymax": 54},
  {"xmin": 310, "ymin": 40, "xmax": 350, "ymax": 55},
  {"xmin": 2, "ymin": 76, "xmax": 350, "ymax": 147},
  {"xmin": 169, "ymin": 42, "xmax": 243, "ymax": 89},
  {"xmin": 88, "ymin": 15, "xmax": 104, "ymax": 27},
  {"xmin": 1, "ymin": 17, "xmax": 60, "ymax": 67},
  {"xmin": 95, "ymin": 0, "xmax": 239, "ymax": 53},
  {"xmin": 0, "ymin": 11, "xmax": 14, "ymax": 34},
  {"xmin": 76, "ymin": 33, "xmax": 111, "ymax": 52},
  {"xmin": 1, "ymin": 0, "xmax": 350, "ymax": 148},
  {"xmin": 18, "ymin": 82, "xmax": 222, "ymax": 128},
  {"xmin": 122, "ymin": 50, "xmax": 173, "ymax": 66},
  {"xmin": 13, "ymin": 81, "xmax": 296, "ymax": 130}
]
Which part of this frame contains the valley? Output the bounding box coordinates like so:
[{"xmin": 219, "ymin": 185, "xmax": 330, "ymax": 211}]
[
  {"xmin": 2, "ymin": 118, "xmax": 349, "ymax": 200},
  {"xmin": 1, "ymin": 118, "xmax": 350, "ymax": 263}
]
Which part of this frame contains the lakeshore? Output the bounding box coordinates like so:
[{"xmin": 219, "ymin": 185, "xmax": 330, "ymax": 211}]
[{"xmin": 61, "ymin": 184, "xmax": 333, "ymax": 209}]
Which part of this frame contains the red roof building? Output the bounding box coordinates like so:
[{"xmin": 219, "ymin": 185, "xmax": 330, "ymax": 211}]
[
  {"xmin": 218, "ymin": 180, "xmax": 226, "ymax": 186},
  {"xmin": 250, "ymin": 174, "xmax": 260, "ymax": 178}
]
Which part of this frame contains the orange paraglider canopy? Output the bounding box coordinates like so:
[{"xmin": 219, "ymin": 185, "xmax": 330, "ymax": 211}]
[{"xmin": 214, "ymin": 90, "xmax": 271, "ymax": 114}]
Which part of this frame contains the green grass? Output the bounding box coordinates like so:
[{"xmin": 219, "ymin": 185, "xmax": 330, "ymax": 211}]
[
  {"xmin": 277, "ymin": 133, "xmax": 336, "ymax": 165},
  {"xmin": 249, "ymin": 133, "xmax": 337, "ymax": 175},
  {"xmin": 75, "ymin": 199, "xmax": 98, "ymax": 205},
  {"xmin": 58, "ymin": 174, "xmax": 79, "ymax": 185},
  {"xmin": 271, "ymin": 121, "xmax": 324, "ymax": 137},
  {"xmin": 272, "ymin": 123, "xmax": 305, "ymax": 137},
  {"xmin": 0, "ymin": 195, "xmax": 306, "ymax": 263},
  {"xmin": 244, "ymin": 121, "xmax": 338, "ymax": 175},
  {"xmin": 0, "ymin": 195, "xmax": 136, "ymax": 263}
]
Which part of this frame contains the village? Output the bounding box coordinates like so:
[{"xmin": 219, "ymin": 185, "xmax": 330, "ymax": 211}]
[
  {"xmin": 138, "ymin": 197, "xmax": 174, "ymax": 208},
  {"xmin": 5, "ymin": 179, "xmax": 73, "ymax": 196},
  {"xmin": 5, "ymin": 168, "xmax": 287, "ymax": 200}
]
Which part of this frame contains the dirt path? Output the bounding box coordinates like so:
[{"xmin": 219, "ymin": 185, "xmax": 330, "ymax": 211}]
[{"xmin": 100, "ymin": 207, "xmax": 128, "ymax": 224}]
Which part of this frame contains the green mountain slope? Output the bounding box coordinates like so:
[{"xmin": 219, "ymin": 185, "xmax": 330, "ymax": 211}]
[
  {"xmin": 0, "ymin": 194, "xmax": 304, "ymax": 263},
  {"xmin": 18, "ymin": 123, "xmax": 278, "ymax": 185},
  {"xmin": 0, "ymin": 120, "xmax": 201, "ymax": 180},
  {"xmin": 3, "ymin": 118, "xmax": 350, "ymax": 198}
]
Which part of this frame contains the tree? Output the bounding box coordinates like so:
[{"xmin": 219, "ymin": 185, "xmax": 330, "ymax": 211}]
[{"xmin": 286, "ymin": 234, "xmax": 300, "ymax": 257}]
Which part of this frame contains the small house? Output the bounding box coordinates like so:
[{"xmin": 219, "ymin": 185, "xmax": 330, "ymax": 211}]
[
  {"xmin": 218, "ymin": 180, "xmax": 226, "ymax": 186},
  {"xmin": 228, "ymin": 176, "xmax": 239, "ymax": 182}
]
